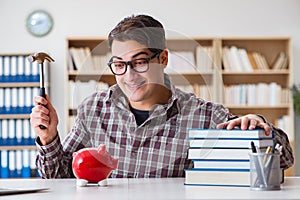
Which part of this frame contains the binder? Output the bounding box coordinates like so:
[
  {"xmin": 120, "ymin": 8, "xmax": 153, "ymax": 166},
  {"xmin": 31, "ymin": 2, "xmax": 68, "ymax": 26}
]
[
  {"xmin": 18, "ymin": 87, "xmax": 25, "ymax": 114},
  {"xmin": 9, "ymin": 150, "xmax": 16, "ymax": 178},
  {"xmin": 8, "ymin": 119, "xmax": 15, "ymax": 145},
  {"xmin": 25, "ymin": 87, "xmax": 32, "ymax": 113},
  {"xmin": 0, "ymin": 56, "xmax": 3, "ymax": 82},
  {"xmin": 15, "ymin": 119, "xmax": 23, "ymax": 145},
  {"xmin": 32, "ymin": 87, "xmax": 39, "ymax": 100},
  {"xmin": 11, "ymin": 56, "xmax": 17, "ymax": 82},
  {"xmin": 3, "ymin": 56, "xmax": 10, "ymax": 82},
  {"xmin": 0, "ymin": 120, "xmax": 2, "ymax": 143},
  {"xmin": 17, "ymin": 56, "xmax": 25, "ymax": 81},
  {"xmin": 30, "ymin": 120, "xmax": 36, "ymax": 145},
  {"xmin": 24, "ymin": 58, "xmax": 31, "ymax": 82},
  {"xmin": 22, "ymin": 150, "xmax": 31, "ymax": 178},
  {"xmin": 1, "ymin": 119, "xmax": 8, "ymax": 145},
  {"xmin": 30, "ymin": 150, "xmax": 38, "ymax": 177},
  {"xmin": 11, "ymin": 88, "xmax": 18, "ymax": 114},
  {"xmin": 4, "ymin": 88, "xmax": 11, "ymax": 114},
  {"xmin": 16, "ymin": 150, "xmax": 22, "ymax": 177},
  {"xmin": 23, "ymin": 119, "xmax": 31, "ymax": 145},
  {"xmin": 0, "ymin": 88, "xmax": 4, "ymax": 114},
  {"xmin": 1, "ymin": 150, "xmax": 9, "ymax": 178},
  {"xmin": 32, "ymin": 61, "xmax": 39, "ymax": 82}
]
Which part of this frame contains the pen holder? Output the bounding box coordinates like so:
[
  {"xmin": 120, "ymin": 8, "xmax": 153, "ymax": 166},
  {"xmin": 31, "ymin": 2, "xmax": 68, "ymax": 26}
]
[{"xmin": 249, "ymin": 152, "xmax": 281, "ymax": 191}]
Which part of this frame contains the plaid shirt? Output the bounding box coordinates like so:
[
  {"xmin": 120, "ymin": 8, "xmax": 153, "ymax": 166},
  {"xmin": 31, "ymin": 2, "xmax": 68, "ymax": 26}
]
[{"xmin": 36, "ymin": 74, "xmax": 294, "ymax": 178}]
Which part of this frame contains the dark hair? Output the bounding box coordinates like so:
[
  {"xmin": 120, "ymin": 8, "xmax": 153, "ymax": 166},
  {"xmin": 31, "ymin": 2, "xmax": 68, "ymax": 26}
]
[{"xmin": 108, "ymin": 14, "xmax": 166, "ymax": 53}]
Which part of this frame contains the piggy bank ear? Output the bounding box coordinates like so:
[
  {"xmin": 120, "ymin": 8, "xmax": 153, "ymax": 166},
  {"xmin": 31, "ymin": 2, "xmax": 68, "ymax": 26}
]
[
  {"xmin": 97, "ymin": 144, "xmax": 106, "ymax": 154},
  {"xmin": 72, "ymin": 152, "xmax": 78, "ymax": 157}
]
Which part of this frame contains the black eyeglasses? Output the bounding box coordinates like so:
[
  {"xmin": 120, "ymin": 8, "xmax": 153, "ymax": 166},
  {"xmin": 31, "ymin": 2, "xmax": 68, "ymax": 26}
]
[{"xmin": 107, "ymin": 52, "xmax": 161, "ymax": 75}]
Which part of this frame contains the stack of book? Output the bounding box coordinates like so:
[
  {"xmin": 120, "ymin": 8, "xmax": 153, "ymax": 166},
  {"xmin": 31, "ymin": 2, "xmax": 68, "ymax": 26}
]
[
  {"xmin": 184, "ymin": 129, "xmax": 273, "ymax": 187},
  {"xmin": 222, "ymin": 46, "xmax": 288, "ymax": 71},
  {"xmin": 68, "ymin": 47, "xmax": 112, "ymax": 71}
]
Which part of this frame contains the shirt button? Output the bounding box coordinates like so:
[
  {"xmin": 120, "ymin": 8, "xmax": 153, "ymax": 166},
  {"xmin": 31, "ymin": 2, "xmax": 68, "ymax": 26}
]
[{"xmin": 126, "ymin": 146, "xmax": 131, "ymax": 151}]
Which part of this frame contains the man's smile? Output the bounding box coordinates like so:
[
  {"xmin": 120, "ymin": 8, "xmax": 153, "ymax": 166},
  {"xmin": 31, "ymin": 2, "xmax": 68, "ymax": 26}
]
[{"xmin": 125, "ymin": 80, "xmax": 147, "ymax": 91}]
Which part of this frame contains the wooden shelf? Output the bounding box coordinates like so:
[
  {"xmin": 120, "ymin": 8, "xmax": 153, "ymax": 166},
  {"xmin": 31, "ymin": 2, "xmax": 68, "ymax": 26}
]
[
  {"xmin": 0, "ymin": 114, "xmax": 30, "ymax": 119},
  {"xmin": 169, "ymin": 72, "xmax": 213, "ymax": 86},
  {"xmin": 225, "ymin": 104, "xmax": 290, "ymax": 109},
  {"xmin": 0, "ymin": 82, "xmax": 49, "ymax": 88},
  {"xmin": 68, "ymin": 72, "xmax": 116, "ymax": 86},
  {"xmin": 222, "ymin": 70, "xmax": 289, "ymax": 86},
  {"xmin": 227, "ymin": 106, "xmax": 289, "ymax": 124},
  {"xmin": 0, "ymin": 146, "xmax": 36, "ymax": 150}
]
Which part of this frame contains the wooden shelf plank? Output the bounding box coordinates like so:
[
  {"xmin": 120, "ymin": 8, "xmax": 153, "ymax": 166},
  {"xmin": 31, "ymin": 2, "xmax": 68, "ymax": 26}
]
[
  {"xmin": 0, "ymin": 146, "xmax": 36, "ymax": 150},
  {"xmin": 225, "ymin": 104, "xmax": 290, "ymax": 109},
  {"xmin": 0, "ymin": 114, "xmax": 31, "ymax": 119},
  {"xmin": 222, "ymin": 69, "xmax": 289, "ymax": 75},
  {"xmin": 222, "ymin": 71, "xmax": 289, "ymax": 86},
  {"xmin": 0, "ymin": 82, "xmax": 50, "ymax": 88}
]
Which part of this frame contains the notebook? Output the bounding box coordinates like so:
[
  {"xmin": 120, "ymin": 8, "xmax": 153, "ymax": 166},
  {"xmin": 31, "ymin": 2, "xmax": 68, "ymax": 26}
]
[{"xmin": 0, "ymin": 187, "xmax": 48, "ymax": 195}]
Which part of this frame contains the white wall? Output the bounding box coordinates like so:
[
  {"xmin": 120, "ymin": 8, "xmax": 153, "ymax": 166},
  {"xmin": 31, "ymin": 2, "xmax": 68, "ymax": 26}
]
[{"xmin": 1, "ymin": 0, "xmax": 300, "ymax": 173}]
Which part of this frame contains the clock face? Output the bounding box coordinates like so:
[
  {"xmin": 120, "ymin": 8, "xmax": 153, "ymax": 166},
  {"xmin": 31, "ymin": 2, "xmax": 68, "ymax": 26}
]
[{"xmin": 26, "ymin": 10, "xmax": 53, "ymax": 37}]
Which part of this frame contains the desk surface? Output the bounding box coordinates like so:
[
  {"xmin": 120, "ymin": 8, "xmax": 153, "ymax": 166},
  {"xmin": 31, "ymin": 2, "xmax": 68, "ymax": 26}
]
[{"xmin": 0, "ymin": 177, "xmax": 299, "ymax": 199}]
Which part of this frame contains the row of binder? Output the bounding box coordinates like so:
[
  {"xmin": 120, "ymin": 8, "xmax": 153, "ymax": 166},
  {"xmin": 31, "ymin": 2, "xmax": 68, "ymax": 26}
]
[
  {"xmin": 1, "ymin": 54, "xmax": 46, "ymax": 179},
  {"xmin": 0, "ymin": 87, "xmax": 42, "ymax": 114},
  {"xmin": 0, "ymin": 119, "xmax": 36, "ymax": 146},
  {"xmin": 0, "ymin": 149, "xmax": 40, "ymax": 178},
  {"xmin": 0, "ymin": 55, "xmax": 49, "ymax": 82}
]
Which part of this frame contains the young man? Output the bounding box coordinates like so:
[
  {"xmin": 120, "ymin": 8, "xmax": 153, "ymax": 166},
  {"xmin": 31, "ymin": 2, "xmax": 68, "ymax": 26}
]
[{"xmin": 30, "ymin": 14, "xmax": 294, "ymax": 178}]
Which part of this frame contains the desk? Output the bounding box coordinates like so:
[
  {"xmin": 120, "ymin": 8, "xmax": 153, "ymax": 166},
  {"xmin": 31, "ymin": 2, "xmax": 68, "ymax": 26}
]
[{"xmin": 0, "ymin": 177, "xmax": 300, "ymax": 199}]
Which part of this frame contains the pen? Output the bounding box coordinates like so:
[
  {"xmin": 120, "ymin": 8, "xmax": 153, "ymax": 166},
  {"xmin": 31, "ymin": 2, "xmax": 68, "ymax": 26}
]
[
  {"xmin": 250, "ymin": 141, "xmax": 267, "ymax": 187},
  {"xmin": 251, "ymin": 141, "xmax": 257, "ymax": 153},
  {"xmin": 271, "ymin": 138, "xmax": 277, "ymax": 154},
  {"xmin": 264, "ymin": 138, "xmax": 279, "ymax": 184},
  {"xmin": 263, "ymin": 146, "xmax": 272, "ymax": 163},
  {"xmin": 265, "ymin": 146, "xmax": 272, "ymax": 154}
]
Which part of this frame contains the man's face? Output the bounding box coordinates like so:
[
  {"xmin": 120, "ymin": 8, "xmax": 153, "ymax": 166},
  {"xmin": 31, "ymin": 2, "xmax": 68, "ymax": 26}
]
[{"xmin": 111, "ymin": 40, "xmax": 167, "ymax": 107}]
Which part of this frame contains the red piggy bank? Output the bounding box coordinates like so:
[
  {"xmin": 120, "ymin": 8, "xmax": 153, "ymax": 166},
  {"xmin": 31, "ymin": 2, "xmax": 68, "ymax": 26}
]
[{"xmin": 72, "ymin": 144, "xmax": 118, "ymax": 186}]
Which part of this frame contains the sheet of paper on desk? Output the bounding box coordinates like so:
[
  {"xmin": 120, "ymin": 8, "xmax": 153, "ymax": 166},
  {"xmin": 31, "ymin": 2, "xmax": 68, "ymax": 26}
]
[{"xmin": 0, "ymin": 187, "xmax": 49, "ymax": 195}]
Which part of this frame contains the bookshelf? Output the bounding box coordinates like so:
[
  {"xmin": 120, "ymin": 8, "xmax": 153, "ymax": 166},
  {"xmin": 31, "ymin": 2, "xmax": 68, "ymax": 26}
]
[
  {"xmin": 0, "ymin": 53, "xmax": 49, "ymax": 178},
  {"xmin": 66, "ymin": 37, "xmax": 294, "ymax": 175},
  {"xmin": 218, "ymin": 37, "xmax": 294, "ymax": 176},
  {"xmin": 219, "ymin": 37, "xmax": 293, "ymax": 138}
]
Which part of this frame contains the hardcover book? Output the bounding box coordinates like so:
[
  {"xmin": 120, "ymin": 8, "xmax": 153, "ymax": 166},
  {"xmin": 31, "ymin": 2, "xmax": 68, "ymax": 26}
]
[
  {"xmin": 189, "ymin": 138, "xmax": 273, "ymax": 148},
  {"xmin": 185, "ymin": 168, "xmax": 249, "ymax": 187},
  {"xmin": 188, "ymin": 148, "xmax": 252, "ymax": 160},
  {"xmin": 188, "ymin": 128, "xmax": 272, "ymax": 139},
  {"xmin": 192, "ymin": 159, "xmax": 250, "ymax": 170}
]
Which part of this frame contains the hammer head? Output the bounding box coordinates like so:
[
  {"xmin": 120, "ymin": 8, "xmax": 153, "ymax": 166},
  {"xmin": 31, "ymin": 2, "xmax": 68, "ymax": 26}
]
[{"xmin": 27, "ymin": 52, "xmax": 55, "ymax": 64}]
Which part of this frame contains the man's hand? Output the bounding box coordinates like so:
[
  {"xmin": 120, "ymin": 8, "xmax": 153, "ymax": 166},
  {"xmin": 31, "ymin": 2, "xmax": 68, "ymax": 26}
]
[
  {"xmin": 30, "ymin": 94, "xmax": 59, "ymax": 145},
  {"xmin": 216, "ymin": 114, "xmax": 271, "ymax": 135}
]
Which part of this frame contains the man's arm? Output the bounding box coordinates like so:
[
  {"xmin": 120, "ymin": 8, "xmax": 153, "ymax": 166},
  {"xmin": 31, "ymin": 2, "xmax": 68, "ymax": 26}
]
[
  {"xmin": 269, "ymin": 124, "xmax": 294, "ymax": 170},
  {"xmin": 36, "ymin": 134, "xmax": 74, "ymax": 178},
  {"xmin": 217, "ymin": 114, "xmax": 294, "ymax": 169},
  {"xmin": 31, "ymin": 94, "xmax": 74, "ymax": 178},
  {"xmin": 33, "ymin": 95, "xmax": 91, "ymax": 178}
]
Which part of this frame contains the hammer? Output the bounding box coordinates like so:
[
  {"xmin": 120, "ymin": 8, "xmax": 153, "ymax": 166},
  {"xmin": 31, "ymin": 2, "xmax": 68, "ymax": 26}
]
[{"xmin": 27, "ymin": 52, "xmax": 55, "ymax": 129}]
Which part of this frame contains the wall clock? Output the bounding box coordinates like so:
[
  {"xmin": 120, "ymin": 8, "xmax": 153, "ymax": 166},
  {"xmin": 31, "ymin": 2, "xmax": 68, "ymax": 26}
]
[{"xmin": 26, "ymin": 10, "xmax": 53, "ymax": 37}]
